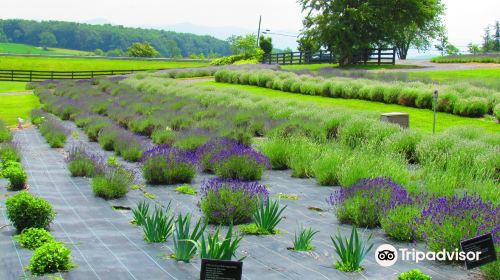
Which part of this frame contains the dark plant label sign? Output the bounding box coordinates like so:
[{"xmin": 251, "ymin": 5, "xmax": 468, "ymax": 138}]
[
  {"xmin": 200, "ymin": 259, "xmax": 243, "ymax": 280},
  {"xmin": 460, "ymin": 233, "xmax": 497, "ymax": 270}
]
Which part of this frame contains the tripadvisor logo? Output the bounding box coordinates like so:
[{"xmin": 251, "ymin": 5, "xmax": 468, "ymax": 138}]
[{"xmin": 375, "ymin": 244, "xmax": 482, "ymax": 267}]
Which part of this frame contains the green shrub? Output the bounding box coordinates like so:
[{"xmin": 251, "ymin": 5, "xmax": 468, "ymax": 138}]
[
  {"xmin": 287, "ymin": 138, "xmax": 321, "ymax": 178},
  {"xmin": 380, "ymin": 205, "xmax": 420, "ymax": 241},
  {"xmin": 0, "ymin": 120, "xmax": 12, "ymax": 142},
  {"xmin": 386, "ymin": 130, "xmax": 422, "ymax": 163},
  {"xmin": 257, "ymin": 138, "xmax": 289, "ymax": 170},
  {"xmin": 30, "ymin": 110, "xmax": 45, "ymax": 126},
  {"xmin": 14, "ymin": 228, "xmax": 55, "ymax": 250},
  {"xmin": 397, "ymin": 269, "xmax": 431, "ymax": 280},
  {"xmin": 173, "ymin": 134, "xmax": 209, "ymax": 151},
  {"xmin": 494, "ymin": 103, "xmax": 500, "ymax": 120},
  {"xmin": 452, "ymin": 97, "xmax": 488, "ymax": 117},
  {"xmin": 0, "ymin": 143, "xmax": 20, "ymax": 162},
  {"xmin": 151, "ymin": 128, "xmax": 175, "ymax": 145},
  {"xmin": 398, "ymin": 88, "xmax": 419, "ymax": 107},
  {"xmin": 336, "ymin": 148, "xmax": 409, "ymax": 187},
  {"xmin": 91, "ymin": 167, "xmax": 132, "ymax": 199},
  {"xmin": 213, "ymin": 154, "xmax": 266, "ymax": 181},
  {"xmin": 143, "ymin": 155, "xmax": 196, "ymax": 185},
  {"xmin": 3, "ymin": 163, "xmax": 27, "ymax": 190},
  {"xmin": 6, "ymin": 192, "xmax": 56, "ymax": 232},
  {"xmin": 199, "ymin": 179, "xmax": 266, "ymax": 225},
  {"xmin": 38, "ymin": 118, "xmax": 68, "ymax": 148},
  {"xmin": 29, "ymin": 241, "xmax": 72, "ymax": 275},
  {"xmin": 98, "ymin": 127, "xmax": 119, "ymax": 151},
  {"xmin": 311, "ymin": 147, "xmax": 346, "ymax": 186},
  {"xmin": 68, "ymin": 157, "xmax": 96, "ymax": 177},
  {"xmin": 481, "ymin": 255, "xmax": 500, "ymax": 280}
]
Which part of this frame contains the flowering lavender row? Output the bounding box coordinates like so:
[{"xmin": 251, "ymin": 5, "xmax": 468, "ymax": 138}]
[
  {"xmin": 329, "ymin": 177, "xmax": 500, "ymax": 247},
  {"xmin": 199, "ymin": 177, "xmax": 269, "ymax": 200},
  {"xmin": 141, "ymin": 144, "xmax": 198, "ymax": 165},
  {"xmin": 67, "ymin": 144, "xmax": 107, "ymax": 175}
]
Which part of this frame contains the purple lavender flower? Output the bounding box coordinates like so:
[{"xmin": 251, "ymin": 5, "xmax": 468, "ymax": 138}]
[{"xmin": 199, "ymin": 177, "xmax": 269, "ymax": 200}]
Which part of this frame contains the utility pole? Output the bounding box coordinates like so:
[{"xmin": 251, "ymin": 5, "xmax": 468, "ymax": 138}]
[{"xmin": 256, "ymin": 15, "xmax": 262, "ymax": 47}]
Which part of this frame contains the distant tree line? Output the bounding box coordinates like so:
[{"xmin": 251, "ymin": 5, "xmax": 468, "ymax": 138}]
[{"xmin": 0, "ymin": 19, "xmax": 231, "ymax": 58}]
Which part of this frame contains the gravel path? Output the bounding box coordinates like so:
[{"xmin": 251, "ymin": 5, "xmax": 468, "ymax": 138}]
[
  {"xmin": 373, "ymin": 59, "xmax": 500, "ymax": 72},
  {"xmin": 0, "ymin": 126, "xmax": 479, "ymax": 280}
]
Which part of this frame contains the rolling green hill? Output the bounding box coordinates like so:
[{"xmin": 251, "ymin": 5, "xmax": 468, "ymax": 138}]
[{"xmin": 0, "ymin": 43, "xmax": 93, "ymax": 55}]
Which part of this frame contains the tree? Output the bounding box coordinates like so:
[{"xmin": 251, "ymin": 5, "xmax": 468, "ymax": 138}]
[
  {"xmin": 435, "ymin": 32, "xmax": 459, "ymax": 56},
  {"xmin": 299, "ymin": 0, "xmax": 445, "ymax": 66},
  {"xmin": 259, "ymin": 36, "xmax": 273, "ymax": 54},
  {"xmin": 127, "ymin": 42, "xmax": 159, "ymax": 57},
  {"xmin": 227, "ymin": 34, "xmax": 258, "ymax": 57},
  {"xmin": 467, "ymin": 43, "xmax": 481, "ymax": 55},
  {"xmin": 482, "ymin": 26, "xmax": 494, "ymax": 52},
  {"xmin": 297, "ymin": 31, "xmax": 320, "ymax": 52},
  {"xmin": 494, "ymin": 21, "xmax": 500, "ymax": 51},
  {"xmin": 39, "ymin": 31, "xmax": 57, "ymax": 49},
  {"xmin": 392, "ymin": 6, "xmax": 445, "ymax": 60}
]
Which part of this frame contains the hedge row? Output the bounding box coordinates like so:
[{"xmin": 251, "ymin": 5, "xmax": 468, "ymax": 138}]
[
  {"xmin": 214, "ymin": 68, "xmax": 500, "ymax": 119},
  {"xmin": 431, "ymin": 55, "xmax": 500, "ymax": 64}
]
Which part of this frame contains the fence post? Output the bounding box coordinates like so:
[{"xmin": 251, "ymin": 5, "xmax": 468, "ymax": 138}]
[
  {"xmin": 30, "ymin": 71, "xmax": 32, "ymax": 82},
  {"xmin": 91, "ymin": 71, "xmax": 94, "ymax": 78},
  {"xmin": 299, "ymin": 52, "xmax": 303, "ymax": 64},
  {"xmin": 378, "ymin": 49, "xmax": 381, "ymax": 65},
  {"xmin": 392, "ymin": 47, "xmax": 396, "ymax": 65},
  {"xmin": 51, "ymin": 72, "xmax": 54, "ymax": 80},
  {"xmin": 290, "ymin": 52, "xmax": 293, "ymax": 65},
  {"xmin": 111, "ymin": 70, "xmax": 114, "ymax": 75},
  {"xmin": 71, "ymin": 72, "xmax": 74, "ymax": 79},
  {"xmin": 11, "ymin": 70, "xmax": 14, "ymax": 81}
]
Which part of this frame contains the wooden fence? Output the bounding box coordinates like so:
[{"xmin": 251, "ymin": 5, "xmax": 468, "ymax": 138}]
[
  {"xmin": 0, "ymin": 69, "xmax": 152, "ymax": 82},
  {"xmin": 261, "ymin": 48, "xmax": 396, "ymax": 65}
]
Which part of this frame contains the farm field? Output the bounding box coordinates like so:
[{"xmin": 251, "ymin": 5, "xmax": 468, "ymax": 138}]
[
  {"xmin": 0, "ymin": 92, "xmax": 40, "ymax": 126},
  {"xmin": 0, "ymin": 81, "xmax": 28, "ymax": 92},
  {"xmin": 0, "ymin": 67, "xmax": 498, "ymax": 280},
  {"xmin": 0, "ymin": 43, "xmax": 94, "ymax": 56},
  {"xmin": 0, "ymin": 56, "xmax": 210, "ymax": 71},
  {"xmin": 200, "ymin": 81, "xmax": 499, "ymax": 133}
]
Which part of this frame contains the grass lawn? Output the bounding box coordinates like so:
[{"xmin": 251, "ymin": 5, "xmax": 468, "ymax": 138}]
[
  {"xmin": 202, "ymin": 81, "xmax": 500, "ymax": 133},
  {"xmin": 0, "ymin": 56, "xmax": 210, "ymax": 71},
  {"xmin": 0, "ymin": 93, "xmax": 40, "ymax": 126},
  {"xmin": 0, "ymin": 81, "xmax": 28, "ymax": 93},
  {"xmin": 280, "ymin": 63, "xmax": 420, "ymax": 71},
  {"xmin": 409, "ymin": 68, "xmax": 500, "ymax": 90},
  {"xmin": 0, "ymin": 43, "xmax": 93, "ymax": 56}
]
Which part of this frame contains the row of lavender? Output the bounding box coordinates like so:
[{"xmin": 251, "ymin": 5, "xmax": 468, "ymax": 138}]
[
  {"xmin": 30, "ymin": 77, "xmax": 499, "ymax": 277},
  {"xmin": 0, "ymin": 120, "xmax": 27, "ymax": 190}
]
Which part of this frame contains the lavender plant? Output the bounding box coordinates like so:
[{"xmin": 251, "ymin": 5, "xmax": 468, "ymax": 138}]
[
  {"xmin": 328, "ymin": 177, "xmax": 412, "ymax": 228},
  {"xmin": 199, "ymin": 178, "xmax": 269, "ymax": 225},
  {"xmin": 141, "ymin": 145, "xmax": 197, "ymax": 184}
]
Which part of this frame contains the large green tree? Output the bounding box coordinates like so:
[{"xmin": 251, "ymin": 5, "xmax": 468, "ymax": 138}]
[
  {"xmin": 299, "ymin": 0, "xmax": 444, "ymax": 66},
  {"xmin": 259, "ymin": 36, "xmax": 273, "ymax": 54},
  {"xmin": 39, "ymin": 31, "xmax": 57, "ymax": 49},
  {"xmin": 228, "ymin": 34, "xmax": 258, "ymax": 57},
  {"xmin": 127, "ymin": 42, "xmax": 159, "ymax": 57}
]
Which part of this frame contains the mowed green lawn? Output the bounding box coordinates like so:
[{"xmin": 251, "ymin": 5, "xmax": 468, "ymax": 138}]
[
  {"xmin": 280, "ymin": 63, "xmax": 419, "ymax": 71},
  {"xmin": 0, "ymin": 56, "xmax": 210, "ymax": 71},
  {"xmin": 409, "ymin": 68, "xmax": 500, "ymax": 90},
  {"xmin": 0, "ymin": 81, "xmax": 28, "ymax": 93},
  {"xmin": 0, "ymin": 42, "xmax": 94, "ymax": 56},
  {"xmin": 202, "ymin": 81, "xmax": 500, "ymax": 133},
  {"xmin": 0, "ymin": 93, "xmax": 40, "ymax": 126}
]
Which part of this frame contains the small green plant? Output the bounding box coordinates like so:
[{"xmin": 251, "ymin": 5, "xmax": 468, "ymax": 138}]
[
  {"xmin": 238, "ymin": 223, "xmax": 272, "ymax": 235},
  {"xmin": 330, "ymin": 226, "xmax": 374, "ymax": 272},
  {"xmin": 28, "ymin": 241, "xmax": 73, "ymax": 275},
  {"xmin": 2, "ymin": 162, "xmax": 27, "ymax": 190},
  {"xmin": 14, "ymin": 228, "xmax": 55, "ymax": 250},
  {"xmin": 253, "ymin": 198, "xmax": 287, "ymax": 234},
  {"xmin": 0, "ymin": 143, "xmax": 21, "ymax": 162},
  {"xmin": 142, "ymin": 204, "xmax": 175, "ymax": 243},
  {"xmin": 292, "ymin": 226, "xmax": 318, "ymax": 251},
  {"xmin": 275, "ymin": 193, "xmax": 298, "ymax": 200},
  {"xmin": 197, "ymin": 224, "xmax": 244, "ymax": 261},
  {"xmin": 397, "ymin": 269, "xmax": 432, "ymax": 280},
  {"xmin": 91, "ymin": 167, "xmax": 132, "ymax": 199},
  {"xmin": 0, "ymin": 120, "xmax": 12, "ymax": 142},
  {"xmin": 174, "ymin": 184, "xmax": 197, "ymax": 195},
  {"xmin": 68, "ymin": 157, "xmax": 96, "ymax": 177},
  {"xmin": 107, "ymin": 156, "xmax": 119, "ymax": 167},
  {"xmin": 173, "ymin": 213, "xmax": 206, "ymax": 262},
  {"xmin": 132, "ymin": 200, "xmax": 150, "ymax": 227},
  {"xmin": 6, "ymin": 191, "xmax": 56, "ymax": 232}
]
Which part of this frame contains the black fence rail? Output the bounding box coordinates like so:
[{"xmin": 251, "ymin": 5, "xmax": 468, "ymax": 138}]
[
  {"xmin": 261, "ymin": 48, "xmax": 396, "ymax": 65},
  {"xmin": 0, "ymin": 69, "xmax": 153, "ymax": 82}
]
